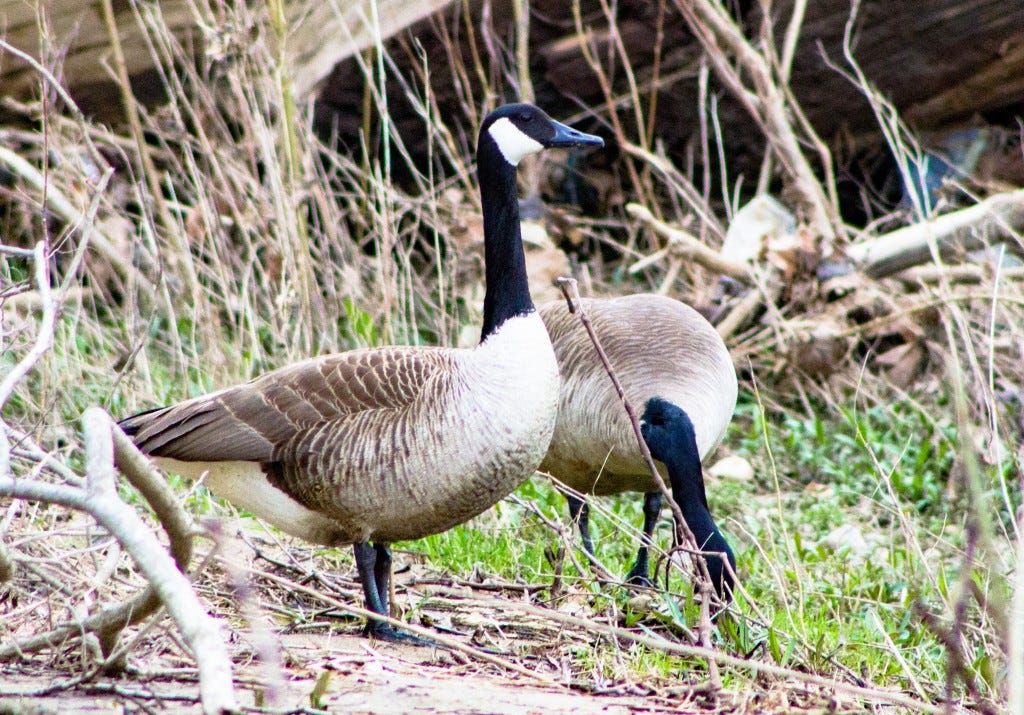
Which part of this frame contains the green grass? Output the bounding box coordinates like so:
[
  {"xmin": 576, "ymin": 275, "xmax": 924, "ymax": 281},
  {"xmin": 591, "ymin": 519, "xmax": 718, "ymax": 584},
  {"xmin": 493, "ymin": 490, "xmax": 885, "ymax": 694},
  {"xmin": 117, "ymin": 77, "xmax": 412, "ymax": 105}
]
[
  {"xmin": 5, "ymin": 292, "xmax": 1014, "ymax": 705},
  {"xmin": 397, "ymin": 392, "xmax": 1015, "ymax": 700}
]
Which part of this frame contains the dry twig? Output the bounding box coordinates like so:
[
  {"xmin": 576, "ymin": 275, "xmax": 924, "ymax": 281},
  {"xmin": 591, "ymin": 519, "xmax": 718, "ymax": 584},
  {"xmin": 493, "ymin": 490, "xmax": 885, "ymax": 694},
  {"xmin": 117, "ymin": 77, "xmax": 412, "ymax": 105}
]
[
  {"xmin": 249, "ymin": 566, "xmax": 558, "ymax": 686},
  {"xmin": 671, "ymin": 0, "xmax": 839, "ymax": 253},
  {"xmin": 555, "ymin": 276, "xmax": 726, "ymax": 689},
  {"xmin": 0, "ymin": 409, "xmax": 236, "ymax": 714},
  {"xmin": 626, "ymin": 203, "xmax": 750, "ymax": 283},
  {"xmin": 426, "ymin": 587, "xmax": 945, "ymax": 714}
]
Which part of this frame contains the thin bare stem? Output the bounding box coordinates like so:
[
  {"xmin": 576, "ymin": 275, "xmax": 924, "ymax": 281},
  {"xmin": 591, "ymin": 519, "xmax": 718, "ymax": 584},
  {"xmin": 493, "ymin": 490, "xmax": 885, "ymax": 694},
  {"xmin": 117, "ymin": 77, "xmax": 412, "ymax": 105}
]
[
  {"xmin": 0, "ymin": 244, "xmax": 54, "ymax": 411},
  {"xmin": 555, "ymin": 276, "xmax": 725, "ymax": 686},
  {"xmin": 671, "ymin": 0, "xmax": 838, "ymax": 253}
]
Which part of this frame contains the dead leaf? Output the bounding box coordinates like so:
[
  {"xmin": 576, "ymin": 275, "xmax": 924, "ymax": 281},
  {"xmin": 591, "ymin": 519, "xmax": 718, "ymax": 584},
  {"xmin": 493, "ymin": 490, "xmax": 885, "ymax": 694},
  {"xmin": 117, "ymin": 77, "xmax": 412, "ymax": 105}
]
[{"xmin": 874, "ymin": 341, "xmax": 925, "ymax": 389}]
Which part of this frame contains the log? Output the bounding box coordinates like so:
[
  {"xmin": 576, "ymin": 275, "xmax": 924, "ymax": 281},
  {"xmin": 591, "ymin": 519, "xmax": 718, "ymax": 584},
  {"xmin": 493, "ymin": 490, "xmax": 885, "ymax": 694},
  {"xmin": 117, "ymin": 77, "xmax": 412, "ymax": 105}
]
[
  {"xmin": 847, "ymin": 189, "xmax": 1024, "ymax": 278},
  {"xmin": 0, "ymin": 0, "xmax": 453, "ymax": 115},
  {"xmin": 314, "ymin": 0, "xmax": 1024, "ymax": 183}
]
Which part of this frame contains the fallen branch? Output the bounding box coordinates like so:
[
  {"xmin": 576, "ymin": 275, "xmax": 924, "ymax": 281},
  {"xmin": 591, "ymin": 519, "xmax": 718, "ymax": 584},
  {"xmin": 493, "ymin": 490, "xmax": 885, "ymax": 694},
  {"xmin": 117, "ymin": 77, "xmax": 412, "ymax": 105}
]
[
  {"xmin": 847, "ymin": 189, "xmax": 1024, "ymax": 279},
  {"xmin": 715, "ymin": 286, "xmax": 767, "ymax": 340},
  {"xmin": 897, "ymin": 264, "xmax": 1024, "ymax": 285},
  {"xmin": 0, "ymin": 408, "xmax": 236, "ymax": 714},
  {"xmin": 626, "ymin": 203, "xmax": 751, "ymax": 283},
  {"xmin": 624, "ymin": 203, "xmax": 784, "ymax": 339}
]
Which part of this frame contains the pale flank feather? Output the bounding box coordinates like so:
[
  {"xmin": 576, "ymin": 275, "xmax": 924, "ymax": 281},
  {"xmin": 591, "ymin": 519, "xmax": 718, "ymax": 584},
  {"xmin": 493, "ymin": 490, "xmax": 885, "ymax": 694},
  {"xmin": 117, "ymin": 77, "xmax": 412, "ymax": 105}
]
[{"xmin": 538, "ymin": 294, "xmax": 738, "ymax": 595}]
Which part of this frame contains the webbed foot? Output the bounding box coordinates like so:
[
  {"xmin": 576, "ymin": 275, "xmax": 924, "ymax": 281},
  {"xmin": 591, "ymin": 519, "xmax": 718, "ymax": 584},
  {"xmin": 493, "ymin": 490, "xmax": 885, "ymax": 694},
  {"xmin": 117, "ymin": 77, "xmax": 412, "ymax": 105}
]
[{"xmin": 365, "ymin": 620, "xmax": 439, "ymax": 648}]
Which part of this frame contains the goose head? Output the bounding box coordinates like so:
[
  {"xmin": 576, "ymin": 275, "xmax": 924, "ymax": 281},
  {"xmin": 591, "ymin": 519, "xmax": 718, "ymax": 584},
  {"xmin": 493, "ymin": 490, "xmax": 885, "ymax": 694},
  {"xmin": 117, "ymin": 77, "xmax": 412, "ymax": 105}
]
[
  {"xmin": 641, "ymin": 397, "xmax": 737, "ymax": 601},
  {"xmin": 480, "ymin": 103, "xmax": 604, "ymax": 166},
  {"xmin": 475, "ymin": 104, "xmax": 602, "ymax": 340}
]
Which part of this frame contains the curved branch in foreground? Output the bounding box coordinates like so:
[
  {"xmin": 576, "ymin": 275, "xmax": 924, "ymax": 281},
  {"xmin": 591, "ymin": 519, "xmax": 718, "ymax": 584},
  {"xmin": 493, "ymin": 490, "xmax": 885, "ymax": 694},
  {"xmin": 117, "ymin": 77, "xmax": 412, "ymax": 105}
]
[
  {"xmin": 0, "ymin": 408, "xmax": 236, "ymax": 715},
  {"xmin": 0, "ymin": 417, "xmax": 197, "ymax": 662}
]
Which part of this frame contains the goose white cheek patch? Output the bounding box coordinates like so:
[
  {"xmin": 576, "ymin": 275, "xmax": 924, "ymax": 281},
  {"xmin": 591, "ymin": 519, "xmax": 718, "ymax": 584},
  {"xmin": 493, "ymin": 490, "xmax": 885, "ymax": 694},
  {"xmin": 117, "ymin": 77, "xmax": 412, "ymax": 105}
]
[{"xmin": 489, "ymin": 117, "xmax": 544, "ymax": 165}]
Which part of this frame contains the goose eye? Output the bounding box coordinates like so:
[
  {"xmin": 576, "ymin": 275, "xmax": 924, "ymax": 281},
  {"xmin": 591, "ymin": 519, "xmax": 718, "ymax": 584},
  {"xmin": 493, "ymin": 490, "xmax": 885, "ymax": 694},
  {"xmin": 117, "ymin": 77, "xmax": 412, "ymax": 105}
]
[{"xmin": 519, "ymin": 112, "xmax": 533, "ymax": 123}]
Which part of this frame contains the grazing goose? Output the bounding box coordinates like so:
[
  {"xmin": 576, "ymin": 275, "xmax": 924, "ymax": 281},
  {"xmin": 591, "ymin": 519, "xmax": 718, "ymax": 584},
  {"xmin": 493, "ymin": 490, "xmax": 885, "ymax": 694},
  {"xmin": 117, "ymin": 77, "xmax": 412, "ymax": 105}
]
[
  {"xmin": 639, "ymin": 397, "xmax": 736, "ymax": 599},
  {"xmin": 538, "ymin": 294, "xmax": 737, "ymax": 597},
  {"xmin": 120, "ymin": 104, "xmax": 604, "ymax": 642}
]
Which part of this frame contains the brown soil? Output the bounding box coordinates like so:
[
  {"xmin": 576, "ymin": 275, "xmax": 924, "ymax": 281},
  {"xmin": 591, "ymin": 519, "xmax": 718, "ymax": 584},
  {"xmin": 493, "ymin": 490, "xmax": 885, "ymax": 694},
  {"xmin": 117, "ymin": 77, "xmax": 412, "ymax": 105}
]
[{"xmin": 0, "ymin": 525, "xmax": 869, "ymax": 715}]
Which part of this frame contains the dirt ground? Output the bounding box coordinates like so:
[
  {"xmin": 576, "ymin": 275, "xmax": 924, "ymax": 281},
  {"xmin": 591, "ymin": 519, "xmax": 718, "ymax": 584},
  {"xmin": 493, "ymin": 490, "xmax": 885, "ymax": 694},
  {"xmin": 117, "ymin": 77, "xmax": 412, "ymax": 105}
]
[
  {"xmin": 2, "ymin": 644, "xmax": 712, "ymax": 714},
  {"xmin": 0, "ymin": 525, "xmax": 878, "ymax": 714},
  {"xmin": 1, "ymin": 625, "xmax": 858, "ymax": 715}
]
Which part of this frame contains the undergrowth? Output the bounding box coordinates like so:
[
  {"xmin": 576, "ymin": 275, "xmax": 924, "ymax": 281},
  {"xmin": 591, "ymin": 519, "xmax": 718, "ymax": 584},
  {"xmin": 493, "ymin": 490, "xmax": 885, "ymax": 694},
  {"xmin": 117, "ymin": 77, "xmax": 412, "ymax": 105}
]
[{"xmin": 1, "ymin": 0, "xmax": 1021, "ymax": 712}]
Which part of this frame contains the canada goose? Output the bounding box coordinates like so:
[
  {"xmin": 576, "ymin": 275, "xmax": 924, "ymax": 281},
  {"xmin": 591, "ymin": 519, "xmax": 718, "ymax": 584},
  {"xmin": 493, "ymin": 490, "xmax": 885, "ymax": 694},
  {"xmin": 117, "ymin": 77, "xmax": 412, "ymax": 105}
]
[
  {"xmin": 538, "ymin": 294, "xmax": 737, "ymax": 598},
  {"xmin": 120, "ymin": 104, "xmax": 604, "ymax": 642},
  {"xmin": 639, "ymin": 397, "xmax": 736, "ymax": 599}
]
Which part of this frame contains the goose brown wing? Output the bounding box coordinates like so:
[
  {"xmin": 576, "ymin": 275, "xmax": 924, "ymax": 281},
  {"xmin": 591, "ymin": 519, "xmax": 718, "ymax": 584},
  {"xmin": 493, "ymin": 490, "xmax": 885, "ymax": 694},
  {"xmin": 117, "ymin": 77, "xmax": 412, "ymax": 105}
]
[{"xmin": 119, "ymin": 346, "xmax": 456, "ymax": 462}]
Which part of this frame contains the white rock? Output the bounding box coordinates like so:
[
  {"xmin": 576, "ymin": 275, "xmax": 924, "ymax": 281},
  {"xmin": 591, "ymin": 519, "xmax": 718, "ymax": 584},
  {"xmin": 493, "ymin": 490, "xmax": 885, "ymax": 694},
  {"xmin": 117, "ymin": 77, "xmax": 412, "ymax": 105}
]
[
  {"xmin": 707, "ymin": 455, "xmax": 754, "ymax": 482},
  {"xmin": 719, "ymin": 195, "xmax": 796, "ymax": 266}
]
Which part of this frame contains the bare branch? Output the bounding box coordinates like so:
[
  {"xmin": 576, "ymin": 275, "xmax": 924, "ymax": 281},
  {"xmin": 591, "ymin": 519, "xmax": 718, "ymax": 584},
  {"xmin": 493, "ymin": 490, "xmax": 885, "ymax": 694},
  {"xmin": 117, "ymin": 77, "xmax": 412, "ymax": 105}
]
[
  {"xmin": 81, "ymin": 409, "xmax": 236, "ymax": 714},
  {"xmin": 0, "ymin": 38, "xmax": 109, "ymax": 169},
  {"xmin": 670, "ymin": 0, "xmax": 839, "ymax": 253},
  {"xmin": 626, "ymin": 203, "xmax": 751, "ymax": 282},
  {"xmin": 111, "ymin": 426, "xmax": 196, "ymax": 571},
  {"xmin": 0, "ymin": 409, "xmax": 236, "ymax": 714},
  {"xmin": 847, "ymin": 189, "xmax": 1024, "ymax": 278},
  {"xmin": 5, "ymin": 425, "xmax": 85, "ymax": 487}
]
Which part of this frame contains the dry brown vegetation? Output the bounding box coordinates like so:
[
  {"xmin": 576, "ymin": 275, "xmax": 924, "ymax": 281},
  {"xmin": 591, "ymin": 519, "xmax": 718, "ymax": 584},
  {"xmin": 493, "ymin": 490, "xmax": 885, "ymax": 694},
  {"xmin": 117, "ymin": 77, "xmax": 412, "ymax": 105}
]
[{"xmin": 1, "ymin": 0, "xmax": 1023, "ymax": 713}]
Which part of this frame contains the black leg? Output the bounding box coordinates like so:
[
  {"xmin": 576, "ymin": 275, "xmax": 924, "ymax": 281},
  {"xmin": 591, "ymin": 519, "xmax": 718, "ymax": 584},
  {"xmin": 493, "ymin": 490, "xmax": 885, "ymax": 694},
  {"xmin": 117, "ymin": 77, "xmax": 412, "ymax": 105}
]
[
  {"xmin": 625, "ymin": 491, "xmax": 663, "ymax": 587},
  {"xmin": 353, "ymin": 542, "xmax": 387, "ymax": 618},
  {"xmin": 353, "ymin": 542, "xmax": 434, "ymax": 646},
  {"xmin": 567, "ymin": 494, "xmax": 594, "ymax": 557},
  {"xmin": 373, "ymin": 542, "xmax": 392, "ymax": 614}
]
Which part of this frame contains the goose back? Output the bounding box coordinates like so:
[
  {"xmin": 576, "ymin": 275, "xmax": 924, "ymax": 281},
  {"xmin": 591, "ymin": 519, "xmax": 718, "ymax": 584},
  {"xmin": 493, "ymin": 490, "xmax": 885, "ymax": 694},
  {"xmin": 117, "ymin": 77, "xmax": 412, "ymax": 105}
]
[
  {"xmin": 122, "ymin": 314, "xmax": 559, "ymax": 544},
  {"xmin": 539, "ymin": 294, "xmax": 736, "ymax": 496}
]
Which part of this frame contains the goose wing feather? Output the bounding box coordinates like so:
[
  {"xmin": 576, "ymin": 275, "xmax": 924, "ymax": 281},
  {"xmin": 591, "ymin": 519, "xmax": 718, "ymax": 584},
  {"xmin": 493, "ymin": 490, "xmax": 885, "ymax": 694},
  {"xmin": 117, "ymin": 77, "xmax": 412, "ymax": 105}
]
[{"xmin": 120, "ymin": 346, "xmax": 456, "ymax": 463}]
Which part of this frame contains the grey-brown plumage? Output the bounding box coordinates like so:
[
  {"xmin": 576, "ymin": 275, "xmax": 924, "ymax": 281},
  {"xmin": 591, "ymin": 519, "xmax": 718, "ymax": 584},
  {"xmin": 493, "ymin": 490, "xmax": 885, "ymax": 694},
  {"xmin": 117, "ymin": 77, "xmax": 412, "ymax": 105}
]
[
  {"xmin": 122, "ymin": 341, "xmax": 556, "ymax": 545},
  {"xmin": 120, "ymin": 103, "xmax": 605, "ymax": 642},
  {"xmin": 538, "ymin": 294, "xmax": 737, "ymax": 589}
]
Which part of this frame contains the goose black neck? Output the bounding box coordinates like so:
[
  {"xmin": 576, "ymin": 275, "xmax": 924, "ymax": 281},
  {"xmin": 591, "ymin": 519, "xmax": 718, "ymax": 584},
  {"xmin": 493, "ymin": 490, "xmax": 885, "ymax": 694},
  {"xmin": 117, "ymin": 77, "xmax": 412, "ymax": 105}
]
[
  {"xmin": 477, "ymin": 136, "xmax": 534, "ymax": 341},
  {"xmin": 661, "ymin": 426, "xmax": 737, "ymax": 598}
]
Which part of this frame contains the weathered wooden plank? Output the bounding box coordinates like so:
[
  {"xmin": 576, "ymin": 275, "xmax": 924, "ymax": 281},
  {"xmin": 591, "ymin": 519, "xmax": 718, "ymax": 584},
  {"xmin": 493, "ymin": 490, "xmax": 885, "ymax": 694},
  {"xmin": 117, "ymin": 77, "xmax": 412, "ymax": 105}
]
[
  {"xmin": 311, "ymin": 0, "xmax": 1024, "ymax": 198},
  {"xmin": 0, "ymin": 0, "xmax": 453, "ymax": 111}
]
